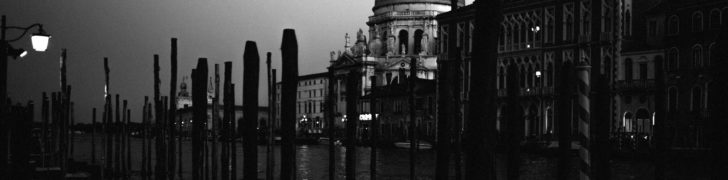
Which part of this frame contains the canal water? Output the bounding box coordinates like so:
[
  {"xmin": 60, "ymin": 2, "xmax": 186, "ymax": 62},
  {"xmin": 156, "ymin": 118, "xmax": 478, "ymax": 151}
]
[
  {"xmin": 72, "ymin": 134, "xmax": 436, "ymax": 180},
  {"xmin": 71, "ymin": 134, "xmax": 705, "ymax": 180}
]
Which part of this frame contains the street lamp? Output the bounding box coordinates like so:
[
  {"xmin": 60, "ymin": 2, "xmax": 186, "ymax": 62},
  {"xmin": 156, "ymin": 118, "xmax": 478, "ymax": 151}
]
[
  {"xmin": 2, "ymin": 15, "xmax": 51, "ymax": 54},
  {"xmin": 0, "ymin": 15, "xmax": 50, "ymax": 175},
  {"xmin": 1, "ymin": 14, "xmax": 51, "ymax": 118},
  {"xmin": 31, "ymin": 28, "xmax": 51, "ymax": 52}
]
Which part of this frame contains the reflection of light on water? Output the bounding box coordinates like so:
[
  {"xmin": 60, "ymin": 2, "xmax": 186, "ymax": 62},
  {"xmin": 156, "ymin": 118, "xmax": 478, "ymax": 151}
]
[{"xmin": 298, "ymin": 145, "xmax": 311, "ymax": 177}]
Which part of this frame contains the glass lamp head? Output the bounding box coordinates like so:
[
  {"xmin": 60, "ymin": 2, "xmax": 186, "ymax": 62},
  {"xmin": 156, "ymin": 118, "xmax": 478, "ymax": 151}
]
[{"xmin": 31, "ymin": 27, "xmax": 51, "ymax": 52}]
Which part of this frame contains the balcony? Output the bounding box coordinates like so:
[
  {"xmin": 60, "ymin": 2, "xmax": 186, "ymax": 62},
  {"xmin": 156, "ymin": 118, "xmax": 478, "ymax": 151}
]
[
  {"xmin": 368, "ymin": 10, "xmax": 439, "ymax": 24},
  {"xmin": 615, "ymin": 79, "xmax": 655, "ymax": 92}
]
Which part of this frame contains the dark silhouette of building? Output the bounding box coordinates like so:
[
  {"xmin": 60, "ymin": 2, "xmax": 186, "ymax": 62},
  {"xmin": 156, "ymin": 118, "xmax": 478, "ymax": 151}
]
[{"xmin": 437, "ymin": 0, "xmax": 728, "ymax": 153}]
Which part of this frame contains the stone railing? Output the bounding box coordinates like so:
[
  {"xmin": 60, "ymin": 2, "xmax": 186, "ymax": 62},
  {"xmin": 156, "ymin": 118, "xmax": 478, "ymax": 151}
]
[
  {"xmin": 615, "ymin": 79, "xmax": 655, "ymax": 91},
  {"xmin": 368, "ymin": 10, "xmax": 440, "ymax": 23}
]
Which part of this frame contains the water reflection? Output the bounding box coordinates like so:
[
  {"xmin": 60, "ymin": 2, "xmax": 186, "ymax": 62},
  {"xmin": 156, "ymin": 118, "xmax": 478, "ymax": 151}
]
[{"xmin": 72, "ymin": 135, "xmax": 436, "ymax": 180}]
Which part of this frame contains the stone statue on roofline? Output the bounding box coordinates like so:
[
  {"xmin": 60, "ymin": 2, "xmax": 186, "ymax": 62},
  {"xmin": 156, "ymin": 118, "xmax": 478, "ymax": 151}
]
[
  {"xmin": 420, "ymin": 33, "xmax": 430, "ymax": 55},
  {"xmin": 369, "ymin": 34, "xmax": 383, "ymax": 56}
]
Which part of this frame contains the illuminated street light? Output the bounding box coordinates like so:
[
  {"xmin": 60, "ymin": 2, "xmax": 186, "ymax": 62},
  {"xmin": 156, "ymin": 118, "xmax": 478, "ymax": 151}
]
[
  {"xmin": 2, "ymin": 15, "xmax": 51, "ymax": 124},
  {"xmin": 31, "ymin": 27, "xmax": 51, "ymax": 52},
  {"xmin": 535, "ymin": 70, "xmax": 542, "ymax": 78},
  {"xmin": 7, "ymin": 46, "xmax": 26, "ymax": 59}
]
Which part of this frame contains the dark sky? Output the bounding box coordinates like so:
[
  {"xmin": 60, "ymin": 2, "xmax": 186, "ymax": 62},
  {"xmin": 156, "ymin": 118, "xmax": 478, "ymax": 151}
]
[{"xmin": 2, "ymin": 0, "xmax": 472, "ymax": 124}]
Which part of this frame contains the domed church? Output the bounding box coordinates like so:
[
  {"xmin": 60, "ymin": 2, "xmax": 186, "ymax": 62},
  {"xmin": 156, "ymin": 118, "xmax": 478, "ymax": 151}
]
[{"xmin": 327, "ymin": 0, "xmax": 465, "ymax": 139}]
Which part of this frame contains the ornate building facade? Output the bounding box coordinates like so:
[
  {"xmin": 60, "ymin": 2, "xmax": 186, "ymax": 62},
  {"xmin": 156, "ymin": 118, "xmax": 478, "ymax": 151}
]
[
  {"xmin": 660, "ymin": 0, "xmax": 727, "ymax": 149},
  {"xmin": 327, "ymin": 0, "xmax": 464, "ymax": 141},
  {"xmin": 439, "ymin": 0, "xmax": 728, "ymax": 152},
  {"xmin": 437, "ymin": 0, "xmax": 624, "ymax": 142}
]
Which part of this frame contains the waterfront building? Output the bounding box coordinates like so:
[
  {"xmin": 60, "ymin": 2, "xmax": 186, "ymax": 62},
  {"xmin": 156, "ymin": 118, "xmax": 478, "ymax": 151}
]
[
  {"xmin": 274, "ymin": 72, "xmax": 330, "ymax": 135},
  {"xmin": 660, "ymin": 0, "xmax": 727, "ymax": 149},
  {"xmin": 437, "ymin": 0, "xmax": 624, "ymax": 143},
  {"xmin": 328, "ymin": 0, "xmax": 464, "ymax": 142},
  {"xmin": 438, "ymin": 0, "xmax": 728, "ymax": 152},
  {"xmin": 364, "ymin": 78, "xmax": 437, "ymax": 143}
]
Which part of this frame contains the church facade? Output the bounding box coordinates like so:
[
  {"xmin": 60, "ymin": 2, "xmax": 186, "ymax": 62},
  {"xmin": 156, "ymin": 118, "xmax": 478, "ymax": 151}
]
[{"xmin": 327, "ymin": 0, "xmax": 464, "ymax": 141}]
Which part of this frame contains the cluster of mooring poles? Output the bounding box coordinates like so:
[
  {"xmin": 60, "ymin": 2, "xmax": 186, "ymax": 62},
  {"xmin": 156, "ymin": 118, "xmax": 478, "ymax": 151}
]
[
  {"xmin": 6, "ymin": 1, "xmax": 728, "ymax": 179},
  {"xmin": 80, "ymin": 29, "xmax": 300, "ymax": 180}
]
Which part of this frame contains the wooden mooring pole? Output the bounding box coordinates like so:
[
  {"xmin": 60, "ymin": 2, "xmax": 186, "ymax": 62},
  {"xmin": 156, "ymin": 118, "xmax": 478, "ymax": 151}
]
[
  {"xmin": 243, "ymin": 41, "xmax": 260, "ymax": 180},
  {"xmin": 169, "ymin": 38, "xmax": 178, "ymax": 180},
  {"xmin": 280, "ymin": 29, "xmax": 298, "ymax": 180}
]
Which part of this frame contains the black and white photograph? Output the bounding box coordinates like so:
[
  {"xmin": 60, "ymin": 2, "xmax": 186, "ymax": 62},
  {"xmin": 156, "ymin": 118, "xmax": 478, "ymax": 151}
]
[{"xmin": 1, "ymin": 0, "xmax": 727, "ymax": 179}]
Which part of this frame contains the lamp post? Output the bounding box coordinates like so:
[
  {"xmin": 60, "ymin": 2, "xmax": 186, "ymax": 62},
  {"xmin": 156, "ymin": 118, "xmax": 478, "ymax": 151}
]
[
  {"xmin": 1, "ymin": 14, "xmax": 50, "ymax": 178},
  {"xmin": 1, "ymin": 14, "xmax": 51, "ymax": 110}
]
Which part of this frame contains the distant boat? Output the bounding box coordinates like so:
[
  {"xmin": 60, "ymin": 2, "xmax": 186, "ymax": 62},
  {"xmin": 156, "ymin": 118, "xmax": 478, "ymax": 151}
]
[{"xmin": 394, "ymin": 141, "xmax": 432, "ymax": 150}]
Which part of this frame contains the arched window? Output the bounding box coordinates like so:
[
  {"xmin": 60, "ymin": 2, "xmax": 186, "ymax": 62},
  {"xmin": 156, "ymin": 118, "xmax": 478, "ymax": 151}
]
[
  {"xmin": 624, "ymin": 58, "xmax": 633, "ymax": 81},
  {"xmin": 516, "ymin": 20, "xmax": 523, "ymax": 48},
  {"xmin": 603, "ymin": 57, "xmax": 612, "ymax": 76},
  {"xmin": 511, "ymin": 20, "xmax": 518, "ymax": 50},
  {"xmin": 692, "ymin": 11, "xmax": 703, "ymax": 32},
  {"xmin": 547, "ymin": 63, "xmax": 554, "ymax": 87},
  {"xmin": 500, "ymin": 24, "xmax": 507, "ymax": 51},
  {"xmin": 710, "ymin": 9, "xmax": 722, "ymax": 28},
  {"xmin": 525, "ymin": 20, "xmax": 532, "ymax": 46},
  {"xmin": 692, "ymin": 45, "xmax": 703, "ymax": 68},
  {"xmin": 501, "ymin": 64, "xmax": 508, "ymax": 89},
  {"xmin": 526, "ymin": 65, "xmax": 533, "ymax": 88},
  {"xmin": 582, "ymin": 3, "xmax": 592, "ymax": 36},
  {"xmin": 623, "ymin": 112, "xmax": 633, "ymax": 132},
  {"xmin": 668, "ymin": 87, "xmax": 678, "ymax": 112},
  {"xmin": 520, "ymin": 66, "xmax": 526, "ymax": 88},
  {"xmin": 668, "ymin": 15, "xmax": 680, "ymax": 35},
  {"xmin": 709, "ymin": 43, "xmax": 716, "ymax": 65},
  {"xmin": 398, "ymin": 30, "xmax": 409, "ymax": 54},
  {"xmin": 506, "ymin": 23, "xmax": 513, "ymax": 51},
  {"xmin": 635, "ymin": 109, "xmax": 651, "ymax": 133},
  {"xmin": 565, "ymin": 9, "xmax": 574, "ymax": 41},
  {"xmin": 668, "ymin": 48, "xmax": 679, "ymax": 71},
  {"xmin": 414, "ymin": 29, "xmax": 424, "ymax": 54},
  {"xmin": 546, "ymin": 8, "xmax": 555, "ymax": 43},
  {"xmin": 625, "ymin": 10, "xmax": 632, "ymax": 36},
  {"xmin": 691, "ymin": 86, "xmax": 703, "ymax": 111},
  {"xmin": 498, "ymin": 66, "xmax": 505, "ymax": 89}
]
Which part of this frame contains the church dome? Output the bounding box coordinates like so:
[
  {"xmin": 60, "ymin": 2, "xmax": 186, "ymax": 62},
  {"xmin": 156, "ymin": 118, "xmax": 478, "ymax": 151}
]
[{"xmin": 373, "ymin": 0, "xmax": 463, "ymax": 9}]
